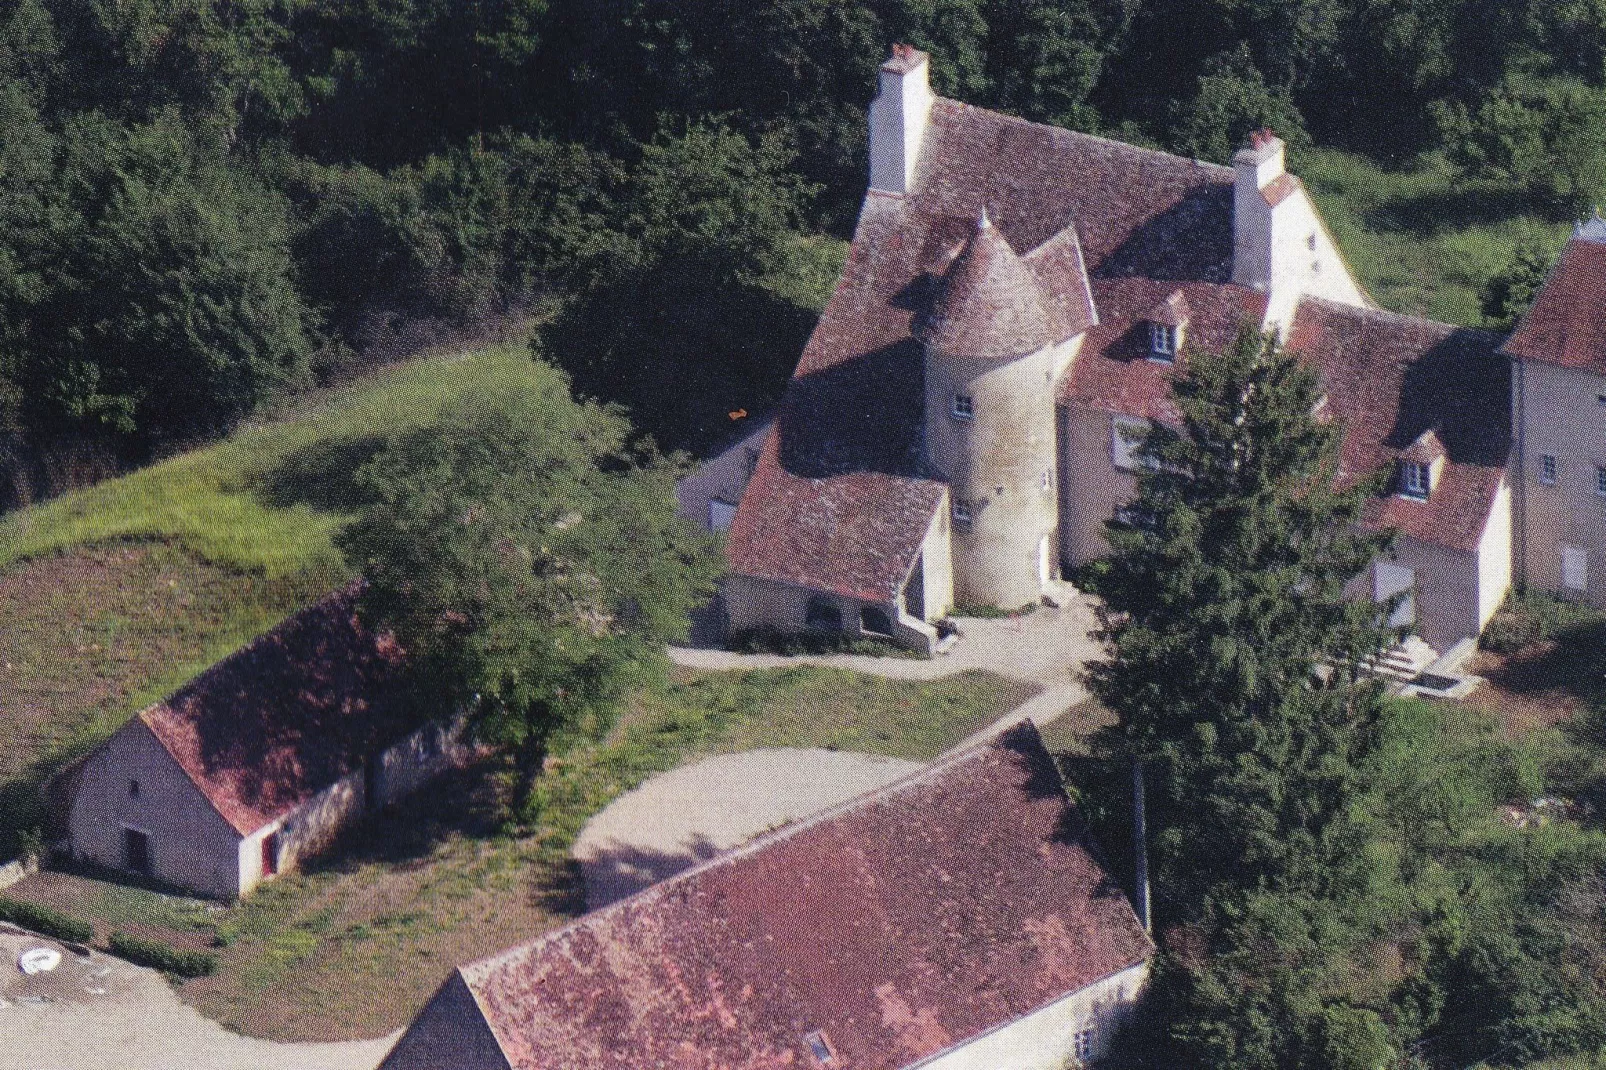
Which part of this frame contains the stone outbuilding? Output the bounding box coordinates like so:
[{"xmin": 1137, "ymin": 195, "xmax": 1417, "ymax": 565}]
[
  {"xmin": 63, "ymin": 586, "xmax": 470, "ymax": 899},
  {"xmin": 379, "ymin": 724, "xmax": 1154, "ymax": 1070}
]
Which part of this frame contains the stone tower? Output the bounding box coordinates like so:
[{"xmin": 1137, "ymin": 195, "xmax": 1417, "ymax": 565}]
[{"xmin": 916, "ymin": 212, "xmax": 1081, "ymax": 610}]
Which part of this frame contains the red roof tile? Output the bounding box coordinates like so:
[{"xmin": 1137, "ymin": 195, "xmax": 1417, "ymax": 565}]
[
  {"xmin": 425, "ymin": 725, "xmax": 1151, "ymax": 1070},
  {"xmin": 1287, "ymin": 300, "xmax": 1510, "ymax": 552},
  {"xmin": 729, "ymin": 99, "xmax": 1237, "ymax": 599},
  {"xmin": 1504, "ymin": 236, "xmax": 1606, "ymax": 375},
  {"xmin": 139, "ymin": 586, "xmax": 413, "ymax": 836}
]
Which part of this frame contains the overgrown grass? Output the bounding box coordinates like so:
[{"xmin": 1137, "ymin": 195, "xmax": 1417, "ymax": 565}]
[
  {"xmin": 0, "ymin": 345, "xmax": 540, "ymax": 578},
  {"xmin": 1297, "ymin": 148, "xmax": 1570, "ymax": 326},
  {"xmin": 7, "ymin": 663, "xmax": 1034, "ymax": 1041}
]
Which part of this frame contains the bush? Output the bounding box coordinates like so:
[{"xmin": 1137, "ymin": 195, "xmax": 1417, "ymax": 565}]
[
  {"xmin": 726, "ymin": 626, "xmax": 925, "ymax": 659},
  {"xmin": 0, "ymin": 895, "xmax": 94, "ymax": 943},
  {"xmin": 1482, "ymin": 590, "xmax": 1606, "ymax": 655},
  {"xmin": 107, "ymin": 931, "xmax": 217, "ymax": 977}
]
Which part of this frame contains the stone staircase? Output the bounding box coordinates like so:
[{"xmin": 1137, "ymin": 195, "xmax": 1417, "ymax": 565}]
[{"xmin": 1362, "ymin": 635, "xmax": 1439, "ymax": 685}]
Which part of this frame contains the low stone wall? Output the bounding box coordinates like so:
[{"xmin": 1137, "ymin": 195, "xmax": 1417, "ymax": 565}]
[{"xmin": 372, "ymin": 715, "xmax": 475, "ymax": 809}]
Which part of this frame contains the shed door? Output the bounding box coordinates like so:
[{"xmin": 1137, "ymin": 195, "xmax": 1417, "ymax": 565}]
[
  {"xmin": 1563, "ymin": 545, "xmax": 1589, "ymax": 592},
  {"xmin": 1373, "ymin": 562, "xmax": 1416, "ymax": 629},
  {"xmin": 262, "ymin": 832, "xmax": 280, "ymax": 877},
  {"xmin": 123, "ymin": 828, "xmax": 150, "ymax": 875}
]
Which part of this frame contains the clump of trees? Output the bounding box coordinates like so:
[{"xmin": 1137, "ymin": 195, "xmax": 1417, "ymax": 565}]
[
  {"xmin": 336, "ymin": 361, "xmax": 723, "ymax": 818},
  {"xmin": 1082, "ymin": 329, "xmax": 1606, "ymax": 1069}
]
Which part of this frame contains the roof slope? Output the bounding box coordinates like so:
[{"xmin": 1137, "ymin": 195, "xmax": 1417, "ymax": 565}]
[
  {"xmin": 1287, "ymin": 299, "xmax": 1510, "ymax": 552},
  {"xmin": 918, "ymin": 215, "xmax": 1078, "ymax": 358},
  {"xmin": 728, "ymin": 98, "xmax": 1237, "ymax": 599},
  {"xmin": 138, "ymin": 586, "xmax": 413, "ymax": 836},
  {"xmin": 431, "ymin": 724, "xmax": 1151, "ymax": 1070},
  {"xmin": 1505, "ymin": 235, "xmax": 1606, "ymax": 376}
]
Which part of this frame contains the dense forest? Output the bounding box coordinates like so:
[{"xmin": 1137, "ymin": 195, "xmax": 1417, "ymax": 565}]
[{"xmin": 3, "ymin": 0, "xmax": 1605, "ymax": 499}]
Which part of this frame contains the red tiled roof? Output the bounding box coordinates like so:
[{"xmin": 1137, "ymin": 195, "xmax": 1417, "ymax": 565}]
[
  {"xmin": 1148, "ymin": 289, "xmax": 1191, "ymax": 327},
  {"xmin": 917, "ymin": 215, "xmax": 1085, "ymax": 358},
  {"xmin": 1504, "ymin": 236, "xmax": 1606, "ymax": 375},
  {"xmin": 1287, "ymin": 300, "xmax": 1510, "ymax": 552},
  {"xmin": 729, "ymin": 98, "xmax": 1237, "ymax": 599},
  {"xmin": 1061, "ymin": 278, "xmax": 1267, "ymax": 424},
  {"xmin": 139, "ymin": 586, "xmax": 413, "ymax": 836},
  {"xmin": 420, "ymin": 725, "xmax": 1151, "ymax": 1070}
]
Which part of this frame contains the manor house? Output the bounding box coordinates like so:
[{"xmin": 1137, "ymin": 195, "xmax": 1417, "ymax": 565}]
[{"xmin": 685, "ymin": 45, "xmax": 1606, "ymax": 658}]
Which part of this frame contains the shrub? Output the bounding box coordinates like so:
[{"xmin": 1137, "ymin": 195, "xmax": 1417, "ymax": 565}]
[
  {"xmin": 107, "ymin": 931, "xmax": 217, "ymax": 977},
  {"xmin": 1482, "ymin": 590, "xmax": 1606, "ymax": 655},
  {"xmin": 0, "ymin": 895, "xmax": 94, "ymax": 943},
  {"xmin": 726, "ymin": 626, "xmax": 925, "ymax": 659}
]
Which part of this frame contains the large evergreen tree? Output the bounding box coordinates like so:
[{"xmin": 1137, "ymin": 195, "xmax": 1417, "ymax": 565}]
[{"xmin": 1088, "ymin": 326, "xmax": 1395, "ymax": 916}]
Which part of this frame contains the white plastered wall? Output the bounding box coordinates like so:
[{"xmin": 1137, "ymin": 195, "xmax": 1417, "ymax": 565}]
[{"xmin": 1476, "ymin": 473, "xmax": 1515, "ymax": 631}]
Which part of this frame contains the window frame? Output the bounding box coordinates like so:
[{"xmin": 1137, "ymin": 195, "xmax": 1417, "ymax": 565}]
[
  {"xmin": 1400, "ymin": 460, "xmax": 1430, "ymax": 500},
  {"xmin": 951, "ymin": 393, "xmax": 975, "ymax": 421},
  {"xmin": 1148, "ymin": 323, "xmax": 1175, "ymax": 359},
  {"xmin": 1596, "ymin": 465, "xmax": 1606, "ymax": 498},
  {"xmin": 952, "ymin": 498, "xmax": 972, "ymax": 525},
  {"xmin": 1539, "ymin": 454, "xmax": 1558, "ymax": 485}
]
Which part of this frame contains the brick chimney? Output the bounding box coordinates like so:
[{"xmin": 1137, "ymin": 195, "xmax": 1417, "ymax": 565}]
[
  {"xmin": 1230, "ymin": 128, "xmax": 1286, "ymax": 294},
  {"xmin": 868, "ymin": 44, "xmax": 933, "ymax": 196}
]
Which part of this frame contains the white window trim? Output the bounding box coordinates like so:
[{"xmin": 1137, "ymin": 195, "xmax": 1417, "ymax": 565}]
[
  {"xmin": 951, "ymin": 393, "xmax": 974, "ymax": 421},
  {"xmin": 1400, "ymin": 461, "xmax": 1430, "ymax": 500}
]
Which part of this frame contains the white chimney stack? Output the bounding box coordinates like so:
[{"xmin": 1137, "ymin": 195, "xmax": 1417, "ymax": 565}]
[
  {"xmin": 1230, "ymin": 128, "xmax": 1286, "ymax": 294},
  {"xmin": 868, "ymin": 44, "xmax": 934, "ymax": 196}
]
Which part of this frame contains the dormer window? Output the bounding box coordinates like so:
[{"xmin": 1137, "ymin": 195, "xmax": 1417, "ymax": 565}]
[
  {"xmin": 804, "ymin": 1031, "xmax": 837, "ymax": 1066},
  {"xmin": 951, "ymin": 393, "xmax": 974, "ymax": 421},
  {"xmin": 952, "ymin": 499, "xmax": 972, "ymax": 525},
  {"xmin": 1146, "ymin": 290, "xmax": 1191, "ymax": 363},
  {"xmin": 1400, "ymin": 460, "xmax": 1430, "ymax": 500}
]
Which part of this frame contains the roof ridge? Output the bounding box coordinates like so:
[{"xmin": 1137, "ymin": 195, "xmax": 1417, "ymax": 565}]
[
  {"xmin": 463, "ymin": 726, "xmax": 1055, "ymax": 982},
  {"xmin": 933, "ymin": 97, "xmax": 1235, "ymax": 180},
  {"xmin": 1297, "ymin": 296, "xmax": 1502, "ymax": 342}
]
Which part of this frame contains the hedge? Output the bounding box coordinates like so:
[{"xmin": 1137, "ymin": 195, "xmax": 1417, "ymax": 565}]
[
  {"xmin": 0, "ymin": 895, "xmax": 94, "ymax": 943},
  {"xmin": 107, "ymin": 931, "xmax": 217, "ymax": 977}
]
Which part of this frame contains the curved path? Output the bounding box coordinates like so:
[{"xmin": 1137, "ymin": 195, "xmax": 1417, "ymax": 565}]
[
  {"xmin": 0, "ymin": 928, "xmax": 397, "ymax": 1070},
  {"xmin": 573, "ymin": 748, "xmax": 921, "ymax": 910}
]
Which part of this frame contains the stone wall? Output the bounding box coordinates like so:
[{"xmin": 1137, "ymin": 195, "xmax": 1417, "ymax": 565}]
[
  {"xmin": 1059, "ymin": 402, "xmax": 1138, "ymax": 568},
  {"xmin": 917, "ymin": 961, "xmax": 1150, "ymax": 1070},
  {"xmin": 1514, "ymin": 359, "xmax": 1606, "ymax": 607},
  {"xmin": 67, "ymin": 718, "xmax": 244, "ymax": 900},
  {"xmin": 724, "ymin": 574, "xmax": 933, "ymax": 652}
]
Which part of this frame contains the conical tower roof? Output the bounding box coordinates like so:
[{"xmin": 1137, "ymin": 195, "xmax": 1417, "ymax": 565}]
[{"xmin": 917, "ymin": 211, "xmax": 1072, "ymax": 359}]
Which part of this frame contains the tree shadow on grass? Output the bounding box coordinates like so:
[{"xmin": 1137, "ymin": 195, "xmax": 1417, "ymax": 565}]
[
  {"xmin": 254, "ymin": 434, "xmax": 390, "ymax": 514},
  {"xmin": 1364, "ymin": 182, "xmax": 1559, "ymax": 236}
]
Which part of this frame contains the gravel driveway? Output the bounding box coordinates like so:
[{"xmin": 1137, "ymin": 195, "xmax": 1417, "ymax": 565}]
[
  {"xmin": 0, "ymin": 928, "xmax": 395, "ymax": 1070},
  {"xmin": 573, "ymin": 748, "xmax": 921, "ymax": 909}
]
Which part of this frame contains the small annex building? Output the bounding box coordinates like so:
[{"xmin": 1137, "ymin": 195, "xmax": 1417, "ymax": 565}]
[
  {"xmin": 64, "ymin": 586, "xmax": 470, "ymax": 899},
  {"xmin": 379, "ymin": 724, "xmax": 1153, "ymax": 1070},
  {"xmin": 697, "ymin": 44, "xmax": 1523, "ymax": 659}
]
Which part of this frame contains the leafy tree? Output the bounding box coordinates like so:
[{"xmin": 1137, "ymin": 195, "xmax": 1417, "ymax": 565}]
[
  {"xmin": 1482, "ymin": 242, "xmax": 1554, "ymax": 331},
  {"xmin": 1436, "ymin": 74, "xmax": 1606, "ymax": 211},
  {"xmin": 1170, "ymin": 44, "xmax": 1309, "ymax": 163},
  {"xmin": 1087, "ymin": 326, "xmax": 1394, "ymax": 915},
  {"xmin": 984, "ymin": 0, "xmax": 1133, "ymax": 131},
  {"xmin": 336, "ymin": 363, "xmax": 722, "ymax": 814}
]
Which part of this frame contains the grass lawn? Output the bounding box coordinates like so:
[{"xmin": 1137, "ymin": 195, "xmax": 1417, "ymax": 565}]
[
  {"xmin": 5, "ymin": 663, "xmax": 1036, "ymax": 1041},
  {"xmin": 1296, "ymin": 147, "xmax": 1570, "ymax": 326}
]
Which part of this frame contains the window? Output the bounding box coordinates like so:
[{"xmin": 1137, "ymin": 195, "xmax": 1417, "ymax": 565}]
[
  {"xmin": 951, "ymin": 393, "xmax": 974, "ymax": 420},
  {"xmin": 1540, "ymin": 454, "xmax": 1558, "ymax": 485},
  {"xmin": 860, "ymin": 606, "xmax": 893, "ymax": 636},
  {"xmin": 1111, "ymin": 416, "xmax": 1152, "ymax": 471},
  {"xmin": 1073, "ymin": 1025, "xmax": 1097, "ymax": 1063},
  {"xmin": 804, "ymin": 1031, "xmax": 836, "ymax": 1065},
  {"xmin": 1400, "ymin": 461, "xmax": 1430, "ymax": 500},
  {"xmin": 1597, "ymin": 393, "xmax": 1606, "ymax": 407},
  {"xmin": 128, "ymin": 778, "xmax": 140, "ymax": 798},
  {"xmin": 1041, "ymin": 470, "xmax": 1053, "ymax": 494},
  {"xmin": 1149, "ymin": 323, "xmax": 1175, "ymax": 359},
  {"xmin": 952, "ymin": 499, "xmax": 972, "ymax": 525},
  {"xmin": 1563, "ymin": 545, "xmax": 1589, "ymax": 592},
  {"xmin": 1597, "ymin": 465, "xmax": 1606, "ymax": 498},
  {"xmin": 805, "ymin": 597, "xmax": 843, "ymax": 631}
]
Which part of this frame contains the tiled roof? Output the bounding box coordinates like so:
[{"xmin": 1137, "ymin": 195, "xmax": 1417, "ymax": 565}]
[
  {"xmin": 1504, "ymin": 236, "xmax": 1606, "ymax": 376},
  {"xmin": 1287, "ymin": 299, "xmax": 1511, "ymax": 552},
  {"xmin": 728, "ymin": 98, "xmax": 1238, "ymax": 599},
  {"xmin": 916, "ymin": 214, "xmax": 1084, "ymax": 358},
  {"xmin": 139, "ymin": 586, "xmax": 413, "ymax": 836},
  {"xmin": 1149, "ymin": 289, "xmax": 1191, "ymax": 327},
  {"xmin": 423, "ymin": 725, "xmax": 1151, "ymax": 1070},
  {"xmin": 1061, "ymin": 278, "xmax": 1267, "ymax": 424}
]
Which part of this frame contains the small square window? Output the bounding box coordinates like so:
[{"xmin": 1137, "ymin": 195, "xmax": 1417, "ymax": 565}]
[
  {"xmin": 951, "ymin": 393, "xmax": 974, "ymax": 421},
  {"xmin": 804, "ymin": 1031, "xmax": 836, "ymax": 1065},
  {"xmin": 1540, "ymin": 454, "xmax": 1558, "ymax": 485},
  {"xmin": 1597, "ymin": 394, "xmax": 1606, "ymax": 407},
  {"xmin": 128, "ymin": 779, "xmax": 140, "ymax": 798},
  {"xmin": 1041, "ymin": 470, "xmax": 1053, "ymax": 494},
  {"xmin": 952, "ymin": 499, "xmax": 972, "ymax": 525},
  {"xmin": 1597, "ymin": 465, "xmax": 1606, "ymax": 498}
]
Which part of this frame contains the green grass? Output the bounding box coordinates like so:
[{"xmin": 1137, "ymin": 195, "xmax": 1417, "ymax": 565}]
[
  {"xmin": 0, "ymin": 344, "xmax": 540, "ymax": 578},
  {"xmin": 1297, "ymin": 148, "xmax": 1570, "ymax": 326},
  {"xmin": 6, "ymin": 663, "xmax": 1035, "ymax": 1041}
]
